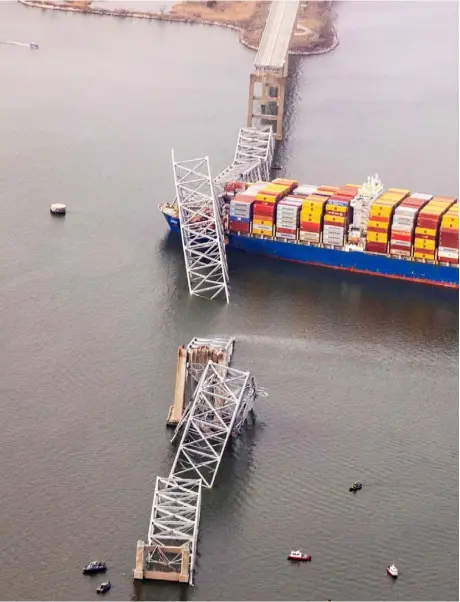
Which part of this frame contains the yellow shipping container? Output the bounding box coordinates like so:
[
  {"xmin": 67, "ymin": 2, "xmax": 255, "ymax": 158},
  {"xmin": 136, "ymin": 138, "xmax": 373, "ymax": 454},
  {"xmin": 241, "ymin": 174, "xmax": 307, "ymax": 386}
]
[
  {"xmin": 326, "ymin": 205, "xmax": 347, "ymax": 214},
  {"xmin": 300, "ymin": 215, "xmax": 322, "ymax": 223},
  {"xmin": 264, "ymin": 184, "xmax": 289, "ymax": 193},
  {"xmin": 415, "ymin": 227, "xmax": 437, "ymax": 237},
  {"xmin": 252, "ymin": 227, "xmax": 273, "ymax": 236},
  {"xmin": 370, "ymin": 208, "xmax": 392, "ymax": 218},
  {"xmin": 253, "ymin": 218, "xmax": 274, "ymax": 227},
  {"xmin": 272, "ymin": 178, "xmax": 298, "ymax": 188},
  {"xmin": 414, "ymin": 251, "xmax": 435, "ymax": 260},
  {"xmin": 301, "ymin": 206, "xmax": 323, "ymax": 214},
  {"xmin": 325, "ymin": 215, "xmax": 346, "ymax": 225},
  {"xmin": 414, "ymin": 239, "xmax": 436, "ymax": 251},
  {"xmin": 367, "ymin": 232, "xmax": 389, "ymax": 243},
  {"xmin": 368, "ymin": 220, "xmax": 390, "ymax": 230},
  {"xmin": 419, "ymin": 199, "xmax": 455, "ymax": 217},
  {"xmin": 387, "ymin": 188, "xmax": 410, "ymax": 195},
  {"xmin": 255, "ymin": 194, "xmax": 277, "ymax": 203}
]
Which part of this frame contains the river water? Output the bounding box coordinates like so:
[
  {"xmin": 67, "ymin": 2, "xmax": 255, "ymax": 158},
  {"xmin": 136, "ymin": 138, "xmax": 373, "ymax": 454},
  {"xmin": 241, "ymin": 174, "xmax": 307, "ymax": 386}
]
[{"xmin": 0, "ymin": 1, "xmax": 458, "ymax": 601}]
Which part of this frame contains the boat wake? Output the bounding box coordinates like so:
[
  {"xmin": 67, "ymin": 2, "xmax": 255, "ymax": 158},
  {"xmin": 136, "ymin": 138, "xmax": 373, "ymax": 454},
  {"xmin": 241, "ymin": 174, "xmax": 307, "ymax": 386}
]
[{"xmin": 0, "ymin": 40, "xmax": 39, "ymax": 49}]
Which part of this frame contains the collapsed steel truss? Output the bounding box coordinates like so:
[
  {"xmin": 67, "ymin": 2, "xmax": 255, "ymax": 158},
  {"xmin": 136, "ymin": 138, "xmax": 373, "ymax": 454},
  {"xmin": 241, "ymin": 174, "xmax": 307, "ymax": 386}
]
[
  {"xmin": 147, "ymin": 476, "xmax": 202, "ymax": 586},
  {"xmin": 186, "ymin": 336, "xmax": 235, "ymax": 384},
  {"xmin": 169, "ymin": 361, "xmax": 257, "ymax": 488},
  {"xmin": 214, "ymin": 126, "xmax": 275, "ymax": 194},
  {"xmin": 172, "ymin": 152, "xmax": 229, "ymax": 302}
]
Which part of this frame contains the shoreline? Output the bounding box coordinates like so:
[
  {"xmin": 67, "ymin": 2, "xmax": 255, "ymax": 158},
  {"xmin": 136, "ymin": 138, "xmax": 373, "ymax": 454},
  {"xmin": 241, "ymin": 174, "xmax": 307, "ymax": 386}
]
[{"xmin": 17, "ymin": 0, "xmax": 339, "ymax": 56}]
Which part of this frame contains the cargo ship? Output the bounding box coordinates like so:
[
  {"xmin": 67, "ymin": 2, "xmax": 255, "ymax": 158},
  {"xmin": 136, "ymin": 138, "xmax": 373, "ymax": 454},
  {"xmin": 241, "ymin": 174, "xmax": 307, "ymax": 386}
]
[{"xmin": 160, "ymin": 175, "xmax": 459, "ymax": 289}]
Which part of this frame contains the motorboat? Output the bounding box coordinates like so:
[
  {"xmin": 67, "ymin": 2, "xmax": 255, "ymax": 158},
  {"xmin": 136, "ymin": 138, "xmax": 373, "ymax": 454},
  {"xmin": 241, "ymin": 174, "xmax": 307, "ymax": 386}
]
[
  {"xmin": 387, "ymin": 563, "xmax": 398, "ymax": 578},
  {"xmin": 349, "ymin": 482, "xmax": 363, "ymax": 492},
  {"xmin": 287, "ymin": 550, "xmax": 312, "ymax": 561},
  {"xmin": 83, "ymin": 561, "xmax": 107, "ymax": 574},
  {"xmin": 97, "ymin": 581, "xmax": 111, "ymax": 594}
]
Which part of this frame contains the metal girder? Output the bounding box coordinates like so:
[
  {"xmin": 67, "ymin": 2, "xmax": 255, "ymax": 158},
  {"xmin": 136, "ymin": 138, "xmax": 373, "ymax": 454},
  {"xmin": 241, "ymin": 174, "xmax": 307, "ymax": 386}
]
[
  {"xmin": 213, "ymin": 126, "xmax": 275, "ymax": 194},
  {"xmin": 172, "ymin": 152, "xmax": 229, "ymax": 302},
  {"xmin": 169, "ymin": 361, "xmax": 257, "ymax": 488},
  {"xmin": 147, "ymin": 476, "xmax": 202, "ymax": 585}
]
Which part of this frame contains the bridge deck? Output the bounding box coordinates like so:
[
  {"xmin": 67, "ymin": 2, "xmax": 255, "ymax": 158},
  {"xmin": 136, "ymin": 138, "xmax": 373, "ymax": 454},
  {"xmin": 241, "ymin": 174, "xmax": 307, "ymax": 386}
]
[{"xmin": 254, "ymin": 0, "xmax": 300, "ymax": 72}]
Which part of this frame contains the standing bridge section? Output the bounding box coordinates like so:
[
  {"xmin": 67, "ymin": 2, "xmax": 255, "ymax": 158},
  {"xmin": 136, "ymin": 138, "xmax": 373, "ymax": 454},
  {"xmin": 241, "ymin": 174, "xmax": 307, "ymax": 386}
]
[{"xmin": 247, "ymin": 0, "xmax": 300, "ymax": 140}]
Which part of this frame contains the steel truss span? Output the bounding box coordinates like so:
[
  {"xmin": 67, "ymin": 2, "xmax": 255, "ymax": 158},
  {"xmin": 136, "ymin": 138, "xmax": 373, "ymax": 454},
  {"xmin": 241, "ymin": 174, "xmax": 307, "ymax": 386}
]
[
  {"xmin": 169, "ymin": 361, "xmax": 258, "ymax": 488},
  {"xmin": 147, "ymin": 476, "xmax": 202, "ymax": 585},
  {"xmin": 214, "ymin": 126, "xmax": 275, "ymax": 194},
  {"xmin": 172, "ymin": 152, "xmax": 229, "ymax": 302}
]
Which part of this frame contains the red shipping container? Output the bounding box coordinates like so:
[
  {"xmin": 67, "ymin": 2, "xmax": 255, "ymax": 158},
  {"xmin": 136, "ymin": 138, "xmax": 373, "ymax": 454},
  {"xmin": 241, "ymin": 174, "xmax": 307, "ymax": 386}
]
[
  {"xmin": 276, "ymin": 226, "xmax": 297, "ymax": 235},
  {"xmin": 391, "ymin": 232, "xmax": 413, "ymax": 242},
  {"xmin": 390, "ymin": 243, "xmax": 412, "ymax": 251},
  {"xmin": 229, "ymin": 221, "xmax": 251, "ymax": 234},
  {"xmin": 417, "ymin": 218, "xmax": 440, "ymax": 228},
  {"xmin": 365, "ymin": 242, "xmax": 387, "ymax": 253},
  {"xmin": 253, "ymin": 203, "xmax": 276, "ymax": 216},
  {"xmin": 367, "ymin": 226, "xmax": 389, "ymax": 234},
  {"xmin": 416, "ymin": 233, "xmax": 436, "ymax": 241},
  {"xmin": 438, "ymin": 256, "xmax": 459, "ymax": 264},
  {"xmin": 369, "ymin": 216, "xmax": 391, "ymax": 224},
  {"xmin": 300, "ymin": 222, "xmax": 321, "ymax": 233}
]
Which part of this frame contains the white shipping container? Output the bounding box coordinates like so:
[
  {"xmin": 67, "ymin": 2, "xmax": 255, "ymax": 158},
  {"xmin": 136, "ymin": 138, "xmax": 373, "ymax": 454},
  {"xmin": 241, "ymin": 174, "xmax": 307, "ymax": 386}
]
[
  {"xmin": 277, "ymin": 217, "xmax": 298, "ymax": 225},
  {"xmin": 390, "ymin": 249, "xmax": 411, "ymax": 257},
  {"xmin": 411, "ymin": 193, "xmax": 433, "ymax": 201},
  {"xmin": 276, "ymin": 232, "xmax": 297, "ymax": 240},
  {"xmin": 323, "ymin": 237, "xmax": 344, "ymax": 246},
  {"xmin": 390, "ymin": 239, "xmax": 411, "ymax": 247},
  {"xmin": 294, "ymin": 185, "xmax": 318, "ymax": 196},
  {"xmin": 438, "ymin": 247, "xmax": 459, "ymax": 259},
  {"xmin": 278, "ymin": 219, "xmax": 298, "ymax": 227},
  {"xmin": 323, "ymin": 225, "xmax": 344, "ymax": 235},
  {"xmin": 299, "ymin": 231, "xmax": 320, "ymax": 242},
  {"xmin": 394, "ymin": 208, "xmax": 418, "ymax": 216},
  {"xmin": 393, "ymin": 218, "xmax": 414, "ymax": 225},
  {"xmin": 277, "ymin": 211, "xmax": 298, "ymax": 218}
]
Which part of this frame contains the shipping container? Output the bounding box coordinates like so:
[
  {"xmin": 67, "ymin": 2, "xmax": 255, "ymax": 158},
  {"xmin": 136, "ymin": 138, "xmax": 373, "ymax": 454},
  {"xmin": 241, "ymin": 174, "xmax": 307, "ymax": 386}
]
[{"xmin": 299, "ymin": 231, "xmax": 321, "ymax": 243}]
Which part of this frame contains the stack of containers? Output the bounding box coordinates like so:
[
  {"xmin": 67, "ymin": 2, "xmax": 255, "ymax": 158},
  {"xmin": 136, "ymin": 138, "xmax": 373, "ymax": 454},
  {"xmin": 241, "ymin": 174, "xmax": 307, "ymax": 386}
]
[
  {"xmin": 229, "ymin": 193, "xmax": 254, "ymax": 234},
  {"xmin": 438, "ymin": 201, "xmax": 459, "ymax": 264},
  {"xmin": 299, "ymin": 193, "xmax": 329, "ymax": 243},
  {"xmin": 389, "ymin": 193, "xmax": 432, "ymax": 256},
  {"xmin": 228, "ymin": 182, "xmax": 266, "ymax": 235},
  {"xmin": 414, "ymin": 196, "xmax": 457, "ymax": 261},
  {"xmin": 252, "ymin": 183, "xmax": 291, "ymax": 237},
  {"xmin": 322, "ymin": 185, "xmax": 359, "ymax": 247},
  {"xmin": 276, "ymin": 197, "xmax": 303, "ymax": 240},
  {"xmin": 365, "ymin": 189, "xmax": 409, "ymax": 253}
]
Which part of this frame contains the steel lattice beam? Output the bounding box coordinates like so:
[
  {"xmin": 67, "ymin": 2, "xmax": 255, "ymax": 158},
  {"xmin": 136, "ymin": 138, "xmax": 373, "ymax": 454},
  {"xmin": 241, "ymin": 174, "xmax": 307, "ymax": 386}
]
[
  {"xmin": 172, "ymin": 152, "xmax": 229, "ymax": 302},
  {"xmin": 147, "ymin": 476, "xmax": 202, "ymax": 585},
  {"xmin": 169, "ymin": 361, "xmax": 257, "ymax": 488},
  {"xmin": 214, "ymin": 126, "xmax": 275, "ymax": 194}
]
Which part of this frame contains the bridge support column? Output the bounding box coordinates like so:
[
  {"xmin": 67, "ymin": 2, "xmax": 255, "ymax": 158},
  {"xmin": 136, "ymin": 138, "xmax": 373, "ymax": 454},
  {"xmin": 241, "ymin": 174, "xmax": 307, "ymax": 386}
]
[{"xmin": 247, "ymin": 72, "xmax": 287, "ymax": 141}]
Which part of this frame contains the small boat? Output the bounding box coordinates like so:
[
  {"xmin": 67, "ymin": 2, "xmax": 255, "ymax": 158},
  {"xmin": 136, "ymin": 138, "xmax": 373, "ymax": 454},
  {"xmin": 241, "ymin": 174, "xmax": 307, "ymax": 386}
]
[
  {"xmin": 287, "ymin": 550, "xmax": 312, "ymax": 562},
  {"xmin": 97, "ymin": 581, "xmax": 111, "ymax": 594},
  {"xmin": 83, "ymin": 561, "xmax": 107, "ymax": 574},
  {"xmin": 349, "ymin": 482, "xmax": 362, "ymax": 492},
  {"xmin": 387, "ymin": 563, "xmax": 398, "ymax": 578},
  {"xmin": 30, "ymin": 43, "xmax": 39, "ymax": 50},
  {"xmin": 50, "ymin": 203, "xmax": 66, "ymax": 215}
]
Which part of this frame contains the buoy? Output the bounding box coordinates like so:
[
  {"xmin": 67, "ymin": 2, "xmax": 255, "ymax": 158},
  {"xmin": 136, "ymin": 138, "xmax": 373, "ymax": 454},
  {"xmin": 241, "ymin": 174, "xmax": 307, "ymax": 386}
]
[{"xmin": 50, "ymin": 203, "xmax": 66, "ymax": 215}]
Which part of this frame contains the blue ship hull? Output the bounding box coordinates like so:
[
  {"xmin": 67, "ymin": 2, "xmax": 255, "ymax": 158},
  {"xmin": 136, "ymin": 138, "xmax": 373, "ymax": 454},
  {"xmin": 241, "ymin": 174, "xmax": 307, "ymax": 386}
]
[{"xmin": 162, "ymin": 213, "xmax": 459, "ymax": 288}]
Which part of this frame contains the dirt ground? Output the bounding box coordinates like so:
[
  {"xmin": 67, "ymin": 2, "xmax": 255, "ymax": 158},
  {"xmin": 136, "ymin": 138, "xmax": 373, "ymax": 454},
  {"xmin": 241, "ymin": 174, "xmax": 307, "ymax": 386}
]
[{"xmin": 171, "ymin": 0, "xmax": 336, "ymax": 53}]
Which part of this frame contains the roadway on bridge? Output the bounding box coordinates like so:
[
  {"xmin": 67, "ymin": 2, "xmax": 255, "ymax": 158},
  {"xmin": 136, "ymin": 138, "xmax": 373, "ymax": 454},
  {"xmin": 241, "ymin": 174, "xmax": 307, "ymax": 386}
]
[{"xmin": 254, "ymin": 0, "xmax": 301, "ymax": 71}]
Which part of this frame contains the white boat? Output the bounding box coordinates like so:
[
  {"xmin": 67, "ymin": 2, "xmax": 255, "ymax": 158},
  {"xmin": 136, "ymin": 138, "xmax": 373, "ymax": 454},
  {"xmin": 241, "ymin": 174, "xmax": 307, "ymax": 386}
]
[
  {"xmin": 287, "ymin": 550, "xmax": 311, "ymax": 561},
  {"xmin": 386, "ymin": 563, "xmax": 398, "ymax": 578}
]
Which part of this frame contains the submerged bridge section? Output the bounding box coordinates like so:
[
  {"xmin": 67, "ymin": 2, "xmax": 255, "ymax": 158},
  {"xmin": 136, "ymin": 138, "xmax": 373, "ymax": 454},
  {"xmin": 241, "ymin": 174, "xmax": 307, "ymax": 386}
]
[
  {"xmin": 135, "ymin": 341, "xmax": 261, "ymax": 586},
  {"xmin": 247, "ymin": 0, "xmax": 300, "ymax": 140}
]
